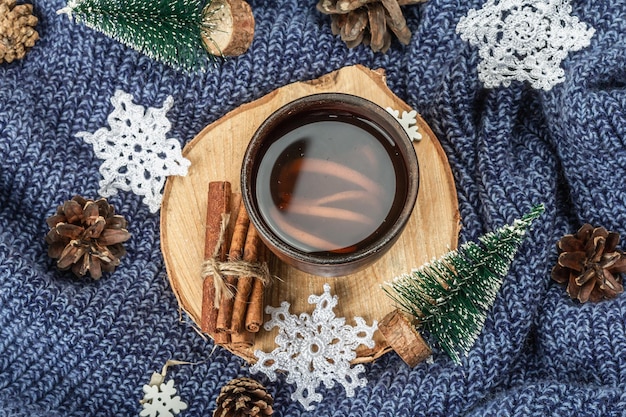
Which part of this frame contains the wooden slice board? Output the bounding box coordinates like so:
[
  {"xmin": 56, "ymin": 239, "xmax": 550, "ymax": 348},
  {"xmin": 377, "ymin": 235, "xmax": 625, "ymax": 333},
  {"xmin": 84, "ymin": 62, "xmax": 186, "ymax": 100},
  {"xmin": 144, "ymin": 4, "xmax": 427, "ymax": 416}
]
[{"xmin": 161, "ymin": 65, "xmax": 460, "ymax": 363}]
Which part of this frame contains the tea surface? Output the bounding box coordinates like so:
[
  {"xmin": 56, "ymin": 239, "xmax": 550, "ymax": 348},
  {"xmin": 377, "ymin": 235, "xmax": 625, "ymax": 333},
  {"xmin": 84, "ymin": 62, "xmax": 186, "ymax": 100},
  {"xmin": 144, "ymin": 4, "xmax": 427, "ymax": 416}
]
[{"xmin": 254, "ymin": 113, "xmax": 407, "ymax": 255}]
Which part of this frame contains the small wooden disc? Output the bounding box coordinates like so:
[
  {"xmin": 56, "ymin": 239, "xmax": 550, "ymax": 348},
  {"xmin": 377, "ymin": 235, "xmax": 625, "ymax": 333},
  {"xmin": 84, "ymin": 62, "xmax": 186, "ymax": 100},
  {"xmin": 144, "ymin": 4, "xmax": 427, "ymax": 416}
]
[
  {"xmin": 160, "ymin": 65, "xmax": 460, "ymax": 363},
  {"xmin": 378, "ymin": 309, "xmax": 432, "ymax": 367},
  {"xmin": 203, "ymin": 0, "xmax": 255, "ymax": 57}
]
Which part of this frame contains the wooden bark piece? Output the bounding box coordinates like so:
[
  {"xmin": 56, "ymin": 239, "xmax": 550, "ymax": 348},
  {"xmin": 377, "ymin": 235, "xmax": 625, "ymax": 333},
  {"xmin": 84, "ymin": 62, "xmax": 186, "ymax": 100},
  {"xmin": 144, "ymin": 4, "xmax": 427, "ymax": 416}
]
[
  {"xmin": 378, "ymin": 309, "xmax": 432, "ymax": 367},
  {"xmin": 161, "ymin": 65, "xmax": 460, "ymax": 363},
  {"xmin": 203, "ymin": 0, "xmax": 255, "ymax": 56}
]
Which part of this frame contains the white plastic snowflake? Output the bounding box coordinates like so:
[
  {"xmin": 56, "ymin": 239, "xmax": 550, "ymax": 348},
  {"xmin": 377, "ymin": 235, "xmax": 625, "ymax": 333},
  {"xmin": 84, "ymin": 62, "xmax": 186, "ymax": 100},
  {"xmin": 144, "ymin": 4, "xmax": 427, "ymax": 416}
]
[
  {"xmin": 456, "ymin": 0, "xmax": 595, "ymax": 90},
  {"xmin": 140, "ymin": 379, "xmax": 188, "ymax": 417},
  {"xmin": 386, "ymin": 107, "xmax": 422, "ymax": 141},
  {"xmin": 251, "ymin": 284, "xmax": 378, "ymax": 411},
  {"xmin": 77, "ymin": 90, "xmax": 191, "ymax": 213}
]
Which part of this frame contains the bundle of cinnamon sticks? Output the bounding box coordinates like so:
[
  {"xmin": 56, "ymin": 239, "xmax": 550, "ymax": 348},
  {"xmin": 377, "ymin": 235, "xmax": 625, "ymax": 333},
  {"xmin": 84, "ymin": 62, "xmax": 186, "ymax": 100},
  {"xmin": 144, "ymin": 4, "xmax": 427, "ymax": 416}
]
[{"xmin": 200, "ymin": 181, "xmax": 270, "ymax": 348}]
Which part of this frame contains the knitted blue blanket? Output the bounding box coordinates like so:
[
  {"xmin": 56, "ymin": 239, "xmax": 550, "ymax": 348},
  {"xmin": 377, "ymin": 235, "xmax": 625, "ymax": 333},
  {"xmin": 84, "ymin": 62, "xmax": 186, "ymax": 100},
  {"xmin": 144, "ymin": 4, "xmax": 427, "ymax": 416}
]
[{"xmin": 2, "ymin": 0, "xmax": 626, "ymax": 416}]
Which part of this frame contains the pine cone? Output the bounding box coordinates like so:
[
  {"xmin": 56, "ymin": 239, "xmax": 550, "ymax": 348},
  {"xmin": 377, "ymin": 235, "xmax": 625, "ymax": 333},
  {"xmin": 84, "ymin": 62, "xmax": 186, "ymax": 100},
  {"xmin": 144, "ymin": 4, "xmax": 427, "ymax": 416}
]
[
  {"xmin": 214, "ymin": 377, "xmax": 274, "ymax": 417},
  {"xmin": 552, "ymin": 224, "xmax": 626, "ymax": 303},
  {"xmin": 46, "ymin": 196, "xmax": 131, "ymax": 279},
  {"xmin": 0, "ymin": 0, "xmax": 39, "ymax": 64},
  {"xmin": 316, "ymin": 0, "xmax": 425, "ymax": 53}
]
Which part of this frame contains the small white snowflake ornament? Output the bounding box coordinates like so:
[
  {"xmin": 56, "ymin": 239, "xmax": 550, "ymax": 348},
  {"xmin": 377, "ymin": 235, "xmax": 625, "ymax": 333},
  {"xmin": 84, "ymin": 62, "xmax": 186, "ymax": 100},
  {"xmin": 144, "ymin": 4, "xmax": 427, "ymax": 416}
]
[
  {"xmin": 456, "ymin": 0, "xmax": 595, "ymax": 90},
  {"xmin": 140, "ymin": 360, "xmax": 192, "ymax": 417},
  {"xmin": 386, "ymin": 107, "xmax": 422, "ymax": 141},
  {"xmin": 140, "ymin": 378, "xmax": 188, "ymax": 417},
  {"xmin": 251, "ymin": 284, "xmax": 378, "ymax": 411},
  {"xmin": 77, "ymin": 90, "xmax": 191, "ymax": 213}
]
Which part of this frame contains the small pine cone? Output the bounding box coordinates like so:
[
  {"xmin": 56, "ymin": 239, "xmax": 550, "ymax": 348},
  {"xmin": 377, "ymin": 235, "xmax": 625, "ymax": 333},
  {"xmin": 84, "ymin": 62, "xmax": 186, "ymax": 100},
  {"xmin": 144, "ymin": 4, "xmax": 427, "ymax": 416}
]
[
  {"xmin": 317, "ymin": 0, "xmax": 425, "ymax": 53},
  {"xmin": 0, "ymin": 0, "xmax": 39, "ymax": 64},
  {"xmin": 214, "ymin": 377, "xmax": 274, "ymax": 417},
  {"xmin": 552, "ymin": 224, "xmax": 626, "ymax": 303},
  {"xmin": 46, "ymin": 196, "xmax": 131, "ymax": 279}
]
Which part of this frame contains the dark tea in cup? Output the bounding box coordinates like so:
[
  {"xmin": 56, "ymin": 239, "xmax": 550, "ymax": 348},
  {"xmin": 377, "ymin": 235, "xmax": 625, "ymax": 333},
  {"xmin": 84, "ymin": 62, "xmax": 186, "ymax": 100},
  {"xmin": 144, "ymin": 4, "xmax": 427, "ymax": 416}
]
[
  {"xmin": 241, "ymin": 93, "xmax": 419, "ymax": 276},
  {"xmin": 255, "ymin": 111, "xmax": 407, "ymax": 254}
]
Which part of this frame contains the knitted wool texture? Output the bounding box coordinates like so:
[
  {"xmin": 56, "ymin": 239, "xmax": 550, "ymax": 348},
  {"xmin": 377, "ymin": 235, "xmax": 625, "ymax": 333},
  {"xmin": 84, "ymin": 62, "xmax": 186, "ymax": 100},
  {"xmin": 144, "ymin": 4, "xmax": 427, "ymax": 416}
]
[{"xmin": 2, "ymin": 0, "xmax": 626, "ymax": 416}]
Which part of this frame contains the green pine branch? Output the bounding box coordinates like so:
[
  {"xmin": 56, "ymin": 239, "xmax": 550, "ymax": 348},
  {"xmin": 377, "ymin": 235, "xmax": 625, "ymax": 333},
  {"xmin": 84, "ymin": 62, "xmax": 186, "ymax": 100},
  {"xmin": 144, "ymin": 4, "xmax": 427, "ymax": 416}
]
[
  {"xmin": 58, "ymin": 0, "xmax": 221, "ymax": 72},
  {"xmin": 383, "ymin": 204, "xmax": 544, "ymax": 364}
]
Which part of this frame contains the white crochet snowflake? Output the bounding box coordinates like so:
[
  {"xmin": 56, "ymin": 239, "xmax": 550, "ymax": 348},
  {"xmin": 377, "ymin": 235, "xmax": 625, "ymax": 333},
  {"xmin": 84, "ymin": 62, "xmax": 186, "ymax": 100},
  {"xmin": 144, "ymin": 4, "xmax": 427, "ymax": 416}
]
[
  {"xmin": 251, "ymin": 284, "xmax": 378, "ymax": 410},
  {"xmin": 386, "ymin": 107, "xmax": 422, "ymax": 141},
  {"xmin": 77, "ymin": 90, "xmax": 191, "ymax": 213},
  {"xmin": 456, "ymin": 0, "xmax": 595, "ymax": 90},
  {"xmin": 140, "ymin": 379, "xmax": 188, "ymax": 417}
]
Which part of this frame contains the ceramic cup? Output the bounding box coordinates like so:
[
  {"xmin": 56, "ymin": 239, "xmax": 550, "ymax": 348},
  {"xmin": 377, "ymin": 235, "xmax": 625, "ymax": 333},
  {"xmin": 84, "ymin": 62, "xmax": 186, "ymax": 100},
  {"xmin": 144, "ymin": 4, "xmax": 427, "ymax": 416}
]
[{"xmin": 241, "ymin": 93, "xmax": 419, "ymax": 277}]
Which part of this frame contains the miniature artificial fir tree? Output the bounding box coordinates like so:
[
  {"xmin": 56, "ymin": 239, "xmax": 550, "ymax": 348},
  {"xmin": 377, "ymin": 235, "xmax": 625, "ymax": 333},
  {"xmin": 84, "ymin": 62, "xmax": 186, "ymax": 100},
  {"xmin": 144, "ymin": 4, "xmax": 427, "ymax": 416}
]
[
  {"xmin": 383, "ymin": 205, "xmax": 544, "ymax": 364},
  {"xmin": 57, "ymin": 0, "xmax": 254, "ymax": 72}
]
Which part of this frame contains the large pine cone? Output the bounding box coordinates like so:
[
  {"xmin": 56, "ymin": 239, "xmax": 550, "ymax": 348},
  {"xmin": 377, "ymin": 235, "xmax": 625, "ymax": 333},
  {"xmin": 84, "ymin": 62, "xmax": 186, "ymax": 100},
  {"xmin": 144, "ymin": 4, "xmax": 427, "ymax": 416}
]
[
  {"xmin": 46, "ymin": 196, "xmax": 131, "ymax": 279},
  {"xmin": 214, "ymin": 377, "xmax": 273, "ymax": 417},
  {"xmin": 317, "ymin": 0, "xmax": 426, "ymax": 52},
  {"xmin": 552, "ymin": 224, "xmax": 626, "ymax": 303},
  {"xmin": 0, "ymin": 0, "xmax": 39, "ymax": 64}
]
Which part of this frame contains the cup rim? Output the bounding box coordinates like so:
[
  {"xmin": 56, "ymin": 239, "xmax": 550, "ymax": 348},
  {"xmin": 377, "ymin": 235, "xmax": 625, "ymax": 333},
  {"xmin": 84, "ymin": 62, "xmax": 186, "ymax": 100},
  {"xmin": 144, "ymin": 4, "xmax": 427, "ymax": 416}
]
[{"xmin": 241, "ymin": 92, "xmax": 419, "ymax": 276}]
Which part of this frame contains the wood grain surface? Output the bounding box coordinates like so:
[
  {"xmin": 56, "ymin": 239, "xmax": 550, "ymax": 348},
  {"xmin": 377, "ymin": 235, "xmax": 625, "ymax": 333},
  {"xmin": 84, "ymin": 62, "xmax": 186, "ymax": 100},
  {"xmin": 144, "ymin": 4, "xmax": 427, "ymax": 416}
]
[{"xmin": 160, "ymin": 65, "xmax": 460, "ymax": 363}]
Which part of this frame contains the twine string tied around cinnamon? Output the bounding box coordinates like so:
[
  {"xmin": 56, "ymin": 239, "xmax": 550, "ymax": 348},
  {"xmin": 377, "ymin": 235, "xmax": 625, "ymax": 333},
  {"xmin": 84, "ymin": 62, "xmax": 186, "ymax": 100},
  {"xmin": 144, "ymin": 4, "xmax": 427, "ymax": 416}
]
[{"xmin": 201, "ymin": 213, "xmax": 271, "ymax": 308}]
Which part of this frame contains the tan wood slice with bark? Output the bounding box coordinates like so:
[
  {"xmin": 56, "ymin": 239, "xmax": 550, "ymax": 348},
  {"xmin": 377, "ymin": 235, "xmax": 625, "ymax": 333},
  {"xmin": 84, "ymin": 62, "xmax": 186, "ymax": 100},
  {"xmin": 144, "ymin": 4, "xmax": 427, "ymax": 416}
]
[
  {"xmin": 161, "ymin": 64, "xmax": 460, "ymax": 364},
  {"xmin": 203, "ymin": 0, "xmax": 255, "ymax": 57}
]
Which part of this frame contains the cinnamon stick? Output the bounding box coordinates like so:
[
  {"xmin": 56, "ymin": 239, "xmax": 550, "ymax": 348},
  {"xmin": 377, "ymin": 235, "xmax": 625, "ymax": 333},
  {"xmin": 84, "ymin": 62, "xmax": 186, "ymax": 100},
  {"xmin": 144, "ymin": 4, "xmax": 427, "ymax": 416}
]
[
  {"xmin": 245, "ymin": 245, "xmax": 269, "ymax": 333},
  {"xmin": 282, "ymin": 202, "xmax": 374, "ymax": 225},
  {"xmin": 216, "ymin": 201, "xmax": 250, "ymax": 333},
  {"xmin": 268, "ymin": 205, "xmax": 342, "ymax": 251},
  {"xmin": 230, "ymin": 223, "xmax": 261, "ymax": 333},
  {"xmin": 230, "ymin": 327, "xmax": 255, "ymax": 348},
  {"xmin": 314, "ymin": 189, "xmax": 372, "ymax": 206},
  {"xmin": 201, "ymin": 181, "xmax": 231, "ymax": 339},
  {"xmin": 283, "ymin": 158, "xmax": 384, "ymax": 198}
]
